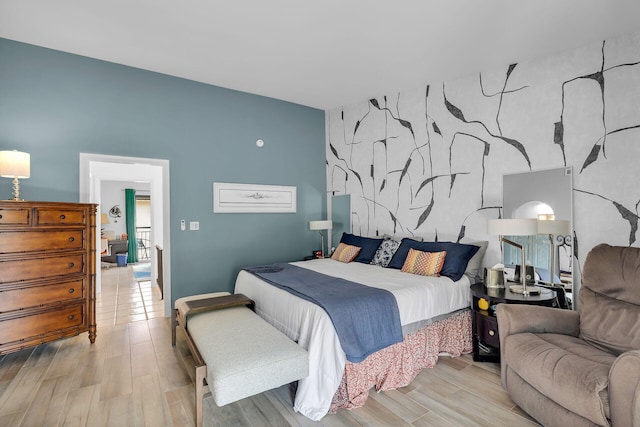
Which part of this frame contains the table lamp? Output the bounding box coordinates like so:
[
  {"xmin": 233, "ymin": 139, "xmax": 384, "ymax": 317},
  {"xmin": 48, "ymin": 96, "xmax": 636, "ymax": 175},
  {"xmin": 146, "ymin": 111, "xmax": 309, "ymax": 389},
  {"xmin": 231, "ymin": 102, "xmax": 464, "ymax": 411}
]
[
  {"xmin": 487, "ymin": 218, "xmax": 538, "ymax": 295},
  {"xmin": 309, "ymin": 220, "xmax": 333, "ymax": 258},
  {"xmin": 100, "ymin": 213, "xmax": 110, "ymax": 237},
  {"xmin": 0, "ymin": 150, "xmax": 30, "ymax": 201}
]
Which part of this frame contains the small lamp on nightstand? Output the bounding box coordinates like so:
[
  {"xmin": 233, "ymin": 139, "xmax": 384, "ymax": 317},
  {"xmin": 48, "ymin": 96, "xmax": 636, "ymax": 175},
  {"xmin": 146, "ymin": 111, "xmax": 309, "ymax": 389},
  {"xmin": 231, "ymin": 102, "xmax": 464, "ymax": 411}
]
[
  {"xmin": 309, "ymin": 220, "xmax": 332, "ymax": 258},
  {"xmin": 487, "ymin": 218, "xmax": 538, "ymax": 295}
]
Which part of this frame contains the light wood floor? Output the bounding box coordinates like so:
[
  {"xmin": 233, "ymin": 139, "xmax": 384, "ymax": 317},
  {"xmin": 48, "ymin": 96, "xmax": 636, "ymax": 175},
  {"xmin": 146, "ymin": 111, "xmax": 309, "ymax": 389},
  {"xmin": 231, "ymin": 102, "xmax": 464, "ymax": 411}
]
[{"xmin": 0, "ymin": 266, "xmax": 540, "ymax": 426}]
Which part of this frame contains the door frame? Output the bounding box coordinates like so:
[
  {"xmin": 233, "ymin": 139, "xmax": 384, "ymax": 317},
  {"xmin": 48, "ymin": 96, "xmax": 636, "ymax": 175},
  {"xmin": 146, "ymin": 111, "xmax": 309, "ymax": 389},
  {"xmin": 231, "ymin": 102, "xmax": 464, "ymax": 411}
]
[{"xmin": 79, "ymin": 153, "xmax": 172, "ymax": 317}]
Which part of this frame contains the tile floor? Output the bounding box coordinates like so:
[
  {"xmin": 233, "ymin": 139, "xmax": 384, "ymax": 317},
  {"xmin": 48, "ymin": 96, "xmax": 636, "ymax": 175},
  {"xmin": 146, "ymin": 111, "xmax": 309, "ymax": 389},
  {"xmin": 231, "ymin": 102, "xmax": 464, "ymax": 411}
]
[{"xmin": 97, "ymin": 262, "xmax": 164, "ymax": 326}]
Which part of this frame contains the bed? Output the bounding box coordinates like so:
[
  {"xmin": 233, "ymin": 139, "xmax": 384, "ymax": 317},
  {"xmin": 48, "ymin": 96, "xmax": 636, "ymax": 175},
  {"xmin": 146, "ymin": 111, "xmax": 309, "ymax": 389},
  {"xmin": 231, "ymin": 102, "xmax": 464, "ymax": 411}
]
[{"xmin": 234, "ymin": 235, "xmax": 484, "ymax": 421}]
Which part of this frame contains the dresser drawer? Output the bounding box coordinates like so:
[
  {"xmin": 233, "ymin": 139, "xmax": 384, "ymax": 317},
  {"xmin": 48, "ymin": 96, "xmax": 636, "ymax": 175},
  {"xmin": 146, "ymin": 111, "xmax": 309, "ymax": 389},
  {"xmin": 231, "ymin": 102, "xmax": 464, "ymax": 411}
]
[
  {"xmin": 36, "ymin": 208, "xmax": 86, "ymax": 225},
  {"xmin": 0, "ymin": 254, "xmax": 84, "ymax": 283},
  {"xmin": 0, "ymin": 208, "xmax": 30, "ymax": 225},
  {"xmin": 475, "ymin": 312, "xmax": 500, "ymax": 348},
  {"xmin": 0, "ymin": 279, "xmax": 85, "ymax": 313},
  {"xmin": 0, "ymin": 304, "xmax": 83, "ymax": 345},
  {"xmin": 0, "ymin": 230, "xmax": 85, "ymax": 254}
]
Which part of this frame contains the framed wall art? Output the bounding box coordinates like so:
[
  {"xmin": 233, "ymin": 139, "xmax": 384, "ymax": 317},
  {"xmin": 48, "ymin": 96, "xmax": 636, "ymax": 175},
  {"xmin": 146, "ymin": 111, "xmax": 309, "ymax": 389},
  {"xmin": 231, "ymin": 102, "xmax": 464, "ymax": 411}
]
[{"xmin": 213, "ymin": 182, "xmax": 297, "ymax": 213}]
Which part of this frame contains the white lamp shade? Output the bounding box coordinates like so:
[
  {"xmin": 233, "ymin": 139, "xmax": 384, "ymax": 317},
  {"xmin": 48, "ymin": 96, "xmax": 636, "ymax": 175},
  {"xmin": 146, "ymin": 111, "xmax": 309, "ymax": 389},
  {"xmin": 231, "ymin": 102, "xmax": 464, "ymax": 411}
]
[
  {"xmin": 537, "ymin": 219, "xmax": 570, "ymax": 235},
  {"xmin": 487, "ymin": 218, "xmax": 538, "ymax": 236},
  {"xmin": 309, "ymin": 220, "xmax": 332, "ymax": 231},
  {"xmin": 0, "ymin": 150, "xmax": 30, "ymax": 178}
]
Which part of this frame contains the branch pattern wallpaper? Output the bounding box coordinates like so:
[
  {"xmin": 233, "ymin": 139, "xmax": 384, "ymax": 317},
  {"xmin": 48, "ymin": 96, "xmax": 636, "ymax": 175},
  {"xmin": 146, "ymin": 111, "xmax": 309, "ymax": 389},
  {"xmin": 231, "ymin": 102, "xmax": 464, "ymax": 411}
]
[{"xmin": 326, "ymin": 31, "xmax": 640, "ymax": 291}]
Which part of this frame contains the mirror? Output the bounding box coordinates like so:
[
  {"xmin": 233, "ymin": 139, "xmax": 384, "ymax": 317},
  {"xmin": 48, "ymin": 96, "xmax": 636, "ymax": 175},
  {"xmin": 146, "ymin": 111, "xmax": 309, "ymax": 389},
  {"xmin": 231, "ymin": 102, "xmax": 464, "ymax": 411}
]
[
  {"xmin": 503, "ymin": 167, "xmax": 573, "ymax": 295},
  {"xmin": 330, "ymin": 194, "xmax": 351, "ymax": 253}
]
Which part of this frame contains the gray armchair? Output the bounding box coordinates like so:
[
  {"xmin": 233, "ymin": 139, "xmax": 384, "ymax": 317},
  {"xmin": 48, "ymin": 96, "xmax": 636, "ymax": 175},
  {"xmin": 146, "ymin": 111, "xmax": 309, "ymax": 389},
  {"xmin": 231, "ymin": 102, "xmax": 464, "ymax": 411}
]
[{"xmin": 497, "ymin": 244, "xmax": 640, "ymax": 427}]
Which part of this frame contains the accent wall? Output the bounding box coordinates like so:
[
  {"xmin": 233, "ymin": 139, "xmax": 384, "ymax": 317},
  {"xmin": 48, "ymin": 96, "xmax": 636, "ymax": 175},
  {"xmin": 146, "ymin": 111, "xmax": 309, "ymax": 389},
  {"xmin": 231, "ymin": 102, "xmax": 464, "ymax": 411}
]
[{"xmin": 327, "ymin": 31, "xmax": 640, "ymax": 294}]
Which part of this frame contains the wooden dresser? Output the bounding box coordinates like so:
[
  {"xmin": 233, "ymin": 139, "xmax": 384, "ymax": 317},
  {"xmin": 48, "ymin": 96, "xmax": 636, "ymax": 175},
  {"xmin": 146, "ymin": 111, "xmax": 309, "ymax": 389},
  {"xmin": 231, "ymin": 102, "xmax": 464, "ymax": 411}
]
[{"xmin": 0, "ymin": 201, "xmax": 97, "ymax": 354}]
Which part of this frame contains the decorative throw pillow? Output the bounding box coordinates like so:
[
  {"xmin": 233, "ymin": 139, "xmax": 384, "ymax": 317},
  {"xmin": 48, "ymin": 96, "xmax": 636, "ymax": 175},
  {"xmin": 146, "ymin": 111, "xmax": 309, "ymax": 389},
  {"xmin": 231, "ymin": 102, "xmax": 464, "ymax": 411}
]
[
  {"xmin": 401, "ymin": 248, "xmax": 446, "ymax": 276},
  {"xmin": 331, "ymin": 243, "xmax": 361, "ymax": 263},
  {"xmin": 371, "ymin": 237, "xmax": 402, "ymax": 267},
  {"xmin": 389, "ymin": 239, "xmax": 479, "ymax": 281},
  {"xmin": 338, "ymin": 233, "xmax": 383, "ymax": 264}
]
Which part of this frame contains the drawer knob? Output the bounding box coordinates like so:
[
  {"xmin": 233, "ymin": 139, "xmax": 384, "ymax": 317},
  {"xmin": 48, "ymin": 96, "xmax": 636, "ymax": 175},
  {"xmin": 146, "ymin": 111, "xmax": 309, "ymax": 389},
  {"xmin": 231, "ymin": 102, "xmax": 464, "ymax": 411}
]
[
  {"xmin": 68, "ymin": 236, "xmax": 75, "ymax": 242},
  {"xmin": 0, "ymin": 214, "xmax": 2, "ymax": 219},
  {"xmin": 489, "ymin": 330, "xmax": 495, "ymax": 336},
  {"xmin": 68, "ymin": 262, "xmax": 75, "ymax": 268},
  {"xmin": 60, "ymin": 214, "xmax": 66, "ymax": 220},
  {"xmin": 69, "ymin": 288, "xmax": 75, "ymax": 294},
  {"xmin": 68, "ymin": 315, "xmax": 75, "ymax": 320}
]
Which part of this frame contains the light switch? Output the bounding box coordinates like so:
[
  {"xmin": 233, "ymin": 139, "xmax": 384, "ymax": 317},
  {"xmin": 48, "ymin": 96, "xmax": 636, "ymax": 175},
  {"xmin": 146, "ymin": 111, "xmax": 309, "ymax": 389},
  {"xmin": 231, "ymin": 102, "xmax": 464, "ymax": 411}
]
[{"xmin": 189, "ymin": 221, "xmax": 199, "ymax": 231}]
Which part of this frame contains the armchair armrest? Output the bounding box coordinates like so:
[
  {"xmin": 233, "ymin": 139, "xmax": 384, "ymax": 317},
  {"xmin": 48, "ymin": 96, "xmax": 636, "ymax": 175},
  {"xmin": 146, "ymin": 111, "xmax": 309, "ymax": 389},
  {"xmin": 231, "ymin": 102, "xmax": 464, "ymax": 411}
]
[
  {"xmin": 496, "ymin": 304, "xmax": 580, "ymax": 337},
  {"xmin": 609, "ymin": 349, "xmax": 640, "ymax": 427},
  {"xmin": 496, "ymin": 304, "xmax": 580, "ymax": 388}
]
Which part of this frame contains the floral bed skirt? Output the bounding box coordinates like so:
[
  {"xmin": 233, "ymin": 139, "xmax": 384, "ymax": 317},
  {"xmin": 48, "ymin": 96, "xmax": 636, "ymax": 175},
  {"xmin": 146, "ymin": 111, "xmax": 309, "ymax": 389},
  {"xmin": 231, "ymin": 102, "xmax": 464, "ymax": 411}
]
[{"xmin": 329, "ymin": 309, "xmax": 472, "ymax": 413}]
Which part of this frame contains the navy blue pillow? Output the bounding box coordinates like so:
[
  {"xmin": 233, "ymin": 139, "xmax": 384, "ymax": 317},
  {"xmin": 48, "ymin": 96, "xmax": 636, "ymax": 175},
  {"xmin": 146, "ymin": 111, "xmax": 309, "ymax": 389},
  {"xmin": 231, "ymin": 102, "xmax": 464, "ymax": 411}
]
[
  {"xmin": 386, "ymin": 237, "xmax": 423, "ymax": 269},
  {"xmin": 339, "ymin": 233, "xmax": 383, "ymax": 264},
  {"xmin": 388, "ymin": 239, "xmax": 480, "ymax": 281}
]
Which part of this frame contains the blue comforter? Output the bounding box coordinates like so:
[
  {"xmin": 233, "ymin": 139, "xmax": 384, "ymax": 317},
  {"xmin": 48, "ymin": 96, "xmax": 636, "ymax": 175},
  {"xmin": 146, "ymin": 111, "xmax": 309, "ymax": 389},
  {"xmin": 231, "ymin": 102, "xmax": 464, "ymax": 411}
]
[{"xmin": 244, "ymin": 263, "xmax": 403, "ymax": 363}]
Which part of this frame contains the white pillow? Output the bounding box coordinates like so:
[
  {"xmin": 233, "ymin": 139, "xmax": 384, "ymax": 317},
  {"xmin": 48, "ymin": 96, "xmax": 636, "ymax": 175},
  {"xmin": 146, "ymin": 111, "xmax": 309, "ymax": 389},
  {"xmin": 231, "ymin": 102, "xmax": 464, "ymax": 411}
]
[{"xmin": 464, "ymin": 240, "xmax": 489, "ymax": 281}]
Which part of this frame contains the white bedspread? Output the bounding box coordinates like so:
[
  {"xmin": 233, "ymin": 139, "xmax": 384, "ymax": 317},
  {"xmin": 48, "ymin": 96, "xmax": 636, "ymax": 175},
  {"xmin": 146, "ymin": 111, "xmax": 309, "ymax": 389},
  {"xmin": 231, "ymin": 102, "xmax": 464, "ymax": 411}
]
[{"xmin": 234, "ymin": 258, "xmax": 471, "ymax": 420}]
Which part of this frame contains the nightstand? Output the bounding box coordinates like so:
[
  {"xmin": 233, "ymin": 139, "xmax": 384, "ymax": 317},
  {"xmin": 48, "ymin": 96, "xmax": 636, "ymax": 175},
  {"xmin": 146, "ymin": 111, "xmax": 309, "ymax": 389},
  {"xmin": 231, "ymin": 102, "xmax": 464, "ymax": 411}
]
[{"xmin": 470, "ymin": 282, "xmax": 557, "ymax": 362}]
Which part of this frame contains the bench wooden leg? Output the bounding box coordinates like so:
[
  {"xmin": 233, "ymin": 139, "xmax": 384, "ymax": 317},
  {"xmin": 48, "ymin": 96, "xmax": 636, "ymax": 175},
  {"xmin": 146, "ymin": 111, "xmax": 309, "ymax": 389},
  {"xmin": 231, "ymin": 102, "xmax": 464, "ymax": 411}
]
[
  {"xmin": 195, "ymin": 364, "xmax": 207, "ymax": 427},
  {"xmin": 171, "ymin": 308, "xmax": 178, "ymax": 346}
]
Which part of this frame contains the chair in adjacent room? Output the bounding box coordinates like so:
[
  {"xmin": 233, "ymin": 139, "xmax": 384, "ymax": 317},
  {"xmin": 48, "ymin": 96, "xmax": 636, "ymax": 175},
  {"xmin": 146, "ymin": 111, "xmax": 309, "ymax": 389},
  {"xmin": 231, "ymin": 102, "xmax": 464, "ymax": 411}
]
[{"xmin": 137, "ymin": 238, "xmax": 149, "ymax": 260}]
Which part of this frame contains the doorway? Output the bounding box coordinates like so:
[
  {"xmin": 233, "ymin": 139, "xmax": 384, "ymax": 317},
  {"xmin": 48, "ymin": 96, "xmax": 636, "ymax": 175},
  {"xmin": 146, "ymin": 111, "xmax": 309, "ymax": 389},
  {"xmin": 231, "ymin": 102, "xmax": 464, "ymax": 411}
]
[{"xmin": 79, "ymin": 153, "xmax": 171, "ymax": 317}]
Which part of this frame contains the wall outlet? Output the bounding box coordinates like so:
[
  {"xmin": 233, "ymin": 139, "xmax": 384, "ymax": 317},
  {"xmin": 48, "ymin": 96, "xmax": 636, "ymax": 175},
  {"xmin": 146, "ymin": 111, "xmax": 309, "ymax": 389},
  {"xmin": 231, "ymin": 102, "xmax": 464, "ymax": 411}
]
[{"xmin": 189, "ymin": 221, "xmax": 199, "ymax": 231}]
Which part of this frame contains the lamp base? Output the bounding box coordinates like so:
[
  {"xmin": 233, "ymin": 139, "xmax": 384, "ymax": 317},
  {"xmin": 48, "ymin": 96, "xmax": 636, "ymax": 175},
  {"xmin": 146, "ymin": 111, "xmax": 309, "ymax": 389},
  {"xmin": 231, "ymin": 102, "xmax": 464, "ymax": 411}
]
[
  {"xmin": 11, "ymin": 177, "xmax": 21, "ymax": 201},
  {"xmin": 509, "ymin": 284, "xmax": 542, "ymax": 295}
]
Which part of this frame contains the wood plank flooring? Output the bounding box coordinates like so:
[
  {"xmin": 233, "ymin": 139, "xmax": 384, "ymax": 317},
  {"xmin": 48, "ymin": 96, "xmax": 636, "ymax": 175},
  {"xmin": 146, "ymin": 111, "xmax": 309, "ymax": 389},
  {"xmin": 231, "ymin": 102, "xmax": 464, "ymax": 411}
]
[{"xmin": 0, "ymin": 266, "xmax": 540, "ymax": 426}]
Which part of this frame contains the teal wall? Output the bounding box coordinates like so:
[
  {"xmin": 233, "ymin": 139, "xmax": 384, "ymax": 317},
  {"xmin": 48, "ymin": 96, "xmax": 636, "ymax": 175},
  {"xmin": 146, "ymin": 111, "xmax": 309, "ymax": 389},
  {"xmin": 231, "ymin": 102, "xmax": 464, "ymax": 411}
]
[{"xmin": 0, "ymin": 38, "xmax": 327, "ymax": 300}]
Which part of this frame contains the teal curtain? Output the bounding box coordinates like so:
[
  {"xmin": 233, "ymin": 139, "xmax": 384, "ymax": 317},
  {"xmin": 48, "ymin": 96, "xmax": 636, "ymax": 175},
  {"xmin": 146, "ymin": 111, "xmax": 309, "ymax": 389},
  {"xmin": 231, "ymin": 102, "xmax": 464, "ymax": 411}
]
[{"xmin": 125, "ymin": 188, "xmax": 139, "ymax": 263}]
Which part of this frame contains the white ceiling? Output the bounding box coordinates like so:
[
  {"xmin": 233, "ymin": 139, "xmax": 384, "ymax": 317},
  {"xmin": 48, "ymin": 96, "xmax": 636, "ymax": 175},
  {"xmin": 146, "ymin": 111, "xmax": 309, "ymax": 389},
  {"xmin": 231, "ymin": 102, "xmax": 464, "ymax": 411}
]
[{"xmin": 1, "ymin": 1, "xmax": 639, "ymax": 110}]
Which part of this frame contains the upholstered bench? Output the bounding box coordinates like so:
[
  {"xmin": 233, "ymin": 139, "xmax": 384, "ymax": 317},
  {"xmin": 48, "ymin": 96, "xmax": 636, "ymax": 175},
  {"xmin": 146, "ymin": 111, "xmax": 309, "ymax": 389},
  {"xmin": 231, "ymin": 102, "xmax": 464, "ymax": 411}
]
[{"xmin": 172, "ymin": 292, "xmax": 309, "ymax": 427}]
